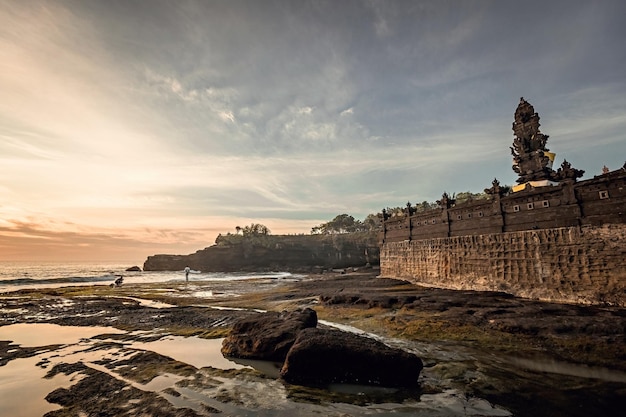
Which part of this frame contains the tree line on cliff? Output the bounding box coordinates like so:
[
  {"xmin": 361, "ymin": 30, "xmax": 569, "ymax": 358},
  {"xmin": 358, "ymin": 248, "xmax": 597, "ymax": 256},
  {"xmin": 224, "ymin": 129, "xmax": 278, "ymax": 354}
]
[
  {"xmin": 214, "ymin": 190, "xmax": 489, "ymax": 247},
  {"xmin": 381, "ymin": 190, "xmax": 499, "ymax": 218},
  {"xmin": 214, "ymin": 214, "xmax": 381, "ymax": 248}
]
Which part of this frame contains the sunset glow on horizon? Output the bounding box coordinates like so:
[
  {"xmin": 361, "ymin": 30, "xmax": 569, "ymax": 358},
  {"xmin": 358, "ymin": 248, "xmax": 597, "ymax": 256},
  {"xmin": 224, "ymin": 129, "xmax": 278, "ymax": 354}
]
[{"xmin": 1, "ymin": 1, "xmax": 625, "ymax": 263}]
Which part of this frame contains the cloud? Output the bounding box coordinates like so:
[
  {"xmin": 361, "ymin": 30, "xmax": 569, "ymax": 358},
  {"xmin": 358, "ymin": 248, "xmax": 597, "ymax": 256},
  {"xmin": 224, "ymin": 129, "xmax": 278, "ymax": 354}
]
[
  {"xmin": 0, "ymin": 218, "xmax": 209, "ymax": 261},
  {"xmin": 1, "ymin": 1, "xmax": 625, "ymax": 261}
]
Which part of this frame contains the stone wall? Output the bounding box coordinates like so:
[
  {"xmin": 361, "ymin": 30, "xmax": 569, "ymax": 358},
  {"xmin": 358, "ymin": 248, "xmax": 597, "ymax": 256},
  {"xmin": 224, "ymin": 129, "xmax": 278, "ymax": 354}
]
[
  {"xmin": 379, "ymin": 224, "xmax": 626, "ymax": 306},
  {"xmin": 381, "ymin": 166, "xmax": 626, "ymax": 244}
]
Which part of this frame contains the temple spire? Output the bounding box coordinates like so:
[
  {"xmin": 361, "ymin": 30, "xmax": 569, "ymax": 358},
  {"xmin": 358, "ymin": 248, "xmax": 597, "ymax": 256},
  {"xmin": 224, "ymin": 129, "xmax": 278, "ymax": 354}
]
[
  {"xmin": 510, "ymin": 98, "xmax": 583, "ymax": 185},
  {"xmin": 510, "ymin": 98, "xmax": 553, "ymax": 183}
]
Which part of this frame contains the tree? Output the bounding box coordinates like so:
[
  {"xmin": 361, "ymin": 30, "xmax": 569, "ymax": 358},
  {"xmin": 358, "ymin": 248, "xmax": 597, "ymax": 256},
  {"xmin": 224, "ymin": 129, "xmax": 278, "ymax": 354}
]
[
  {"xmin": 311, "ymin": 214, "xmax": 377, "ymax": 234},
  {"xmin": 362, "ymin": 213, "xmax": 382, "ymax": 231},
  {"xmin": 454, "ymin": 191, "xmax": 488, "ymax": 204},
  {"xmin": 241, "ymin": 223, "xmax": 271, "ymax": 236},
  {"xmin": 384, "ymin": 206, "xmax": 408, "ymax": 217},
  {"xmin": 415, "ymin": 201, "xmax": 436, "ymax": 212},
  {"xmin": 312, "ymin": 214, "xmax": 353, "ymax": 234}
]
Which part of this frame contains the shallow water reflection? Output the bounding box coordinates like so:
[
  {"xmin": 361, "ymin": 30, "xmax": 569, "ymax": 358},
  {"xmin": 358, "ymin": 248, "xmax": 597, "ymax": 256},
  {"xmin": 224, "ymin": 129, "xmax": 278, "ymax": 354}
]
[
  {"xmin": 131, "ymin": 335, "xmax": 244, "ymax": 370},
  {"xmin": 0, "ymin": 355, "xmax": 76, "ymax": 416},
  {"xmin": 1, "ymin": 321, "xmax": 623, "ymax": 416},
  {"xmin": 0, "ymin": 322, "xmax": 515, "ymax": 416},
  {"xmin": 228, "ymin": 356, "xmax": 283, "ymax": 378},
  {"xmin": 0, "ymin": 323, "xmax": 124, "ymax": 416},
  {"xmin": 0, "ymin": 322, "xmax": 125, "ymax": 346}
]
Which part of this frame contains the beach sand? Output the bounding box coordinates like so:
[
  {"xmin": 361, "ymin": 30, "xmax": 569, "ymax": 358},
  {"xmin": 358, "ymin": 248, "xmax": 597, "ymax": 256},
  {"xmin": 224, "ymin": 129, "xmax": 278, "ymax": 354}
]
[{"xmin": 1, "ymin": 269, "xmax": 625, "ymax": 416}]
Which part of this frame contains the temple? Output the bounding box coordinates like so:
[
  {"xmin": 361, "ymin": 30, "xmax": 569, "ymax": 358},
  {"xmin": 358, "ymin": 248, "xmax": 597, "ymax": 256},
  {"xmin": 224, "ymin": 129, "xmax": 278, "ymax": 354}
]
[
  {"xmin": 380, "ymin": 98, "xmax": 626, "ymax": 243},
  {"xmin": 511, "ymin": 97, "xmax": 584, "ymax": 191},
  {"xmin": 378, "ymin": 98, "xmax": 626, "ymax": 306}
]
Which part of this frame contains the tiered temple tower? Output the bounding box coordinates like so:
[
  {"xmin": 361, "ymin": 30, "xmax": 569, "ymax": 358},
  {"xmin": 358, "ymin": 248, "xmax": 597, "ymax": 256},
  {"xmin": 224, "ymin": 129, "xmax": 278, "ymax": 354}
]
[{"xmin": 511, "ymin": 97, "xmax": 583, "ymax": 191}]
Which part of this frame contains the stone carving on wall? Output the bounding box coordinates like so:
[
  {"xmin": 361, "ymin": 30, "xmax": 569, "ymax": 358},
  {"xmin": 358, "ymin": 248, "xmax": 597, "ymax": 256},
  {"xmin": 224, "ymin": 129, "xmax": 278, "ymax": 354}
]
[
  {"xmin": 510, "ymin": 97, "xmax": 584, "ymax": 184},
  {"xmin": 484, "ymin": 178, "xmax": 503, "ymax": 196},
  {"xmin": 510, "ymin": 97, "xmax": 554, "ymax": 183},
  {"xmin": 436, "ymin": 192, "xmax": 455, "ymax": 209},
  {"xmin": 553, "ymin": 159, "xmax": 585, "ymax": 183}
]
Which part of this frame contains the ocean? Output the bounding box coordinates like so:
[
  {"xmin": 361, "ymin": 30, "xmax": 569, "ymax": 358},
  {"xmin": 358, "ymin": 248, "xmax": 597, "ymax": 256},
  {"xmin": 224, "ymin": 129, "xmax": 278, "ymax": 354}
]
[{"xmin": 0, "ymin": 261, "xmax": 299, "ymax": 293}]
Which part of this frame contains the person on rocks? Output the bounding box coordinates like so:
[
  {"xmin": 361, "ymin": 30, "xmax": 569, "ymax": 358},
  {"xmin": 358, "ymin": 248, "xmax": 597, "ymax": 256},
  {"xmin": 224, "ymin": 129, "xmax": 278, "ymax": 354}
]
[
  {"xmin": 184, "ymin": 266, "xmax": 191, "ymax": 282},
  {"xmin": 110, "ymin": 275, "xmax": 123, "ymax": 287}
]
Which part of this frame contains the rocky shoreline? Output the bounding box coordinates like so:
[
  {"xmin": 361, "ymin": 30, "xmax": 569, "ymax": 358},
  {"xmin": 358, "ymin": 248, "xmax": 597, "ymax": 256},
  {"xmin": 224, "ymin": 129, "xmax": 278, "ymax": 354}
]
[{"xmin": 1, "ymin": 270, "xmax": 625, "ymax": 416}]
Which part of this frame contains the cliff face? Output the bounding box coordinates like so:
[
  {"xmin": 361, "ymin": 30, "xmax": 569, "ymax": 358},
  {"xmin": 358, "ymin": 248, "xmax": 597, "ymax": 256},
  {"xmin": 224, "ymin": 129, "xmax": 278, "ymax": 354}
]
[{"xmin": 143, "ymin": 233, "xmax": 380, "ymax": 272}]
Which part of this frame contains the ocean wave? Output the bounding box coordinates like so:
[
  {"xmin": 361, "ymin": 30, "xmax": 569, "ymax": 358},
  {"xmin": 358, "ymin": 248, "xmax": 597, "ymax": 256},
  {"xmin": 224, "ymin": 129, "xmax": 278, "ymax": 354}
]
[
  {"xmin": 0, "ymin": 274, "xmax": 117, "ymax": 287},
  {"xmin": 0, "ymin": 262, "xmax": 304, "ymax": 293}
]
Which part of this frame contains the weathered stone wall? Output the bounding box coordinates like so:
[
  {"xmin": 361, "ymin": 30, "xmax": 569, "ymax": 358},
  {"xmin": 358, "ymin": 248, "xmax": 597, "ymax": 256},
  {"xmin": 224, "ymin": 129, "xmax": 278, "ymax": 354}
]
[
  {"xmin": 381, "ymin": 166, "xmax": 626, "ymax": 244},
  {"xmin": 380, "ymin": 224, "xmax": 626, "ymax": 306}
]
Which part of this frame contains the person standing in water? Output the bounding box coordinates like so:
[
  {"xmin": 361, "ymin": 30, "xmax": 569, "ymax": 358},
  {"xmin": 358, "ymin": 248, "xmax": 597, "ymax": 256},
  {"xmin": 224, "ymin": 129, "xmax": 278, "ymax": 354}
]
[{"xmin": 184, "ymin": 266, "xmax": 190, "ymax": 282}]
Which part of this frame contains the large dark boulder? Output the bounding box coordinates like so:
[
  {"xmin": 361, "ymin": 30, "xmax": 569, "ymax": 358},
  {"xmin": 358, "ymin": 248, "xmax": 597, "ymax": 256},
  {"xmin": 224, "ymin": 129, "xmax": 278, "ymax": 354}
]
[
  {"xmin": 221, "ymin": 308, "xmax": 317, "ymax": 362},
  {"xmin": 280, "ymin": 327, "xmax": 423, "ymax": 387}
]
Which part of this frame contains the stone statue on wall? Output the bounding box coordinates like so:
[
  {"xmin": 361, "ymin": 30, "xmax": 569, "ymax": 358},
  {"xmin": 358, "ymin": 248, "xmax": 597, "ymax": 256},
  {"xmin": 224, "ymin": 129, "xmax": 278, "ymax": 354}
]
[
  {"xmin": 484, "ymin": 178, "xmax": 503, "ymax": 196},
  {"xmin": 510, "ymin": 97, "xmax": 583, "ymax": 184},
  {"xmin": 553, "ymin": 159, "xmax": 584, "ymax": 183},
  {"xmin": 510, "ymin": 97, "xmax": 554, "ymax": 183},
  {"xmin": 436, "ymin": 192, "xmax": 455, "ymax": 209}
]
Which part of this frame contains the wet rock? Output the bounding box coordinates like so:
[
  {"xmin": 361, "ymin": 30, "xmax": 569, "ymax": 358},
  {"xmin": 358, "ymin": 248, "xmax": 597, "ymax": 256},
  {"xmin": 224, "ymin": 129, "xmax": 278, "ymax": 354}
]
[
  {"xmin": 126, "ymin": 265, "xmax": 142, "ymax": 271},
  {"xmin": 221, "ymin": 308, "xmax": 317, "ymax": 361},
  {"xmin": 280, "ymin": 327, "xmax": 423, "ymax": 387},
  {"xmin": 44, "ymin": 362, "xmax": 203, "ymax": 417}
]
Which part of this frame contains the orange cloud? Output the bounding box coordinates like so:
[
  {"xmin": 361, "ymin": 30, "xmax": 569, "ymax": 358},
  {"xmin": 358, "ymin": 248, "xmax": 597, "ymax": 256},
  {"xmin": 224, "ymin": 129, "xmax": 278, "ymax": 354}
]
[{"xmin": 0, "ymin": 220, "xmax": 214, "ymax": 263}]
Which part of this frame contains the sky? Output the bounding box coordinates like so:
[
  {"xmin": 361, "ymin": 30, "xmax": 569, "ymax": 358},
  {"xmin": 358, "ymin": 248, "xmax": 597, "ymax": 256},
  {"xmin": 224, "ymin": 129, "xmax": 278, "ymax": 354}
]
[{"xmin": 1, "ymin": 0, "xmax": 625, "ymax": 263}]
